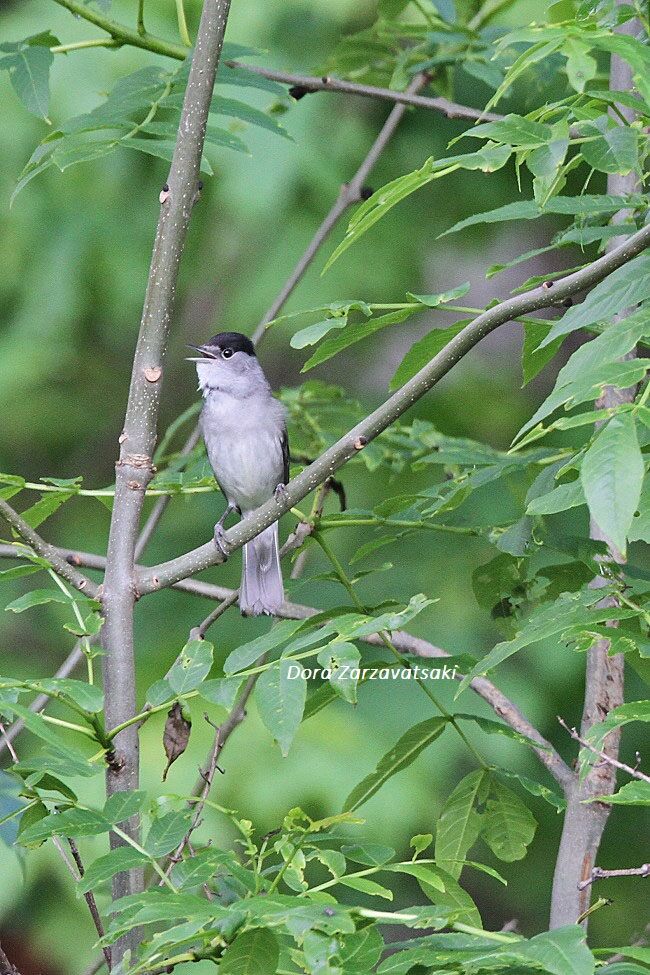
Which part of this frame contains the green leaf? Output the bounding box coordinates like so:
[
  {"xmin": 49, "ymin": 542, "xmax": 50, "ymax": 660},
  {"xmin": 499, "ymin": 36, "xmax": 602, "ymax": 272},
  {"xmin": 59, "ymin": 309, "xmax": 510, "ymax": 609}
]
[
  {"xmin": 77, "ymin": 846, "xmax": 150, "ymax": 893},
  {"xmin": 0, "ymin": 703, "xmax": 99, "ymax": 779},
  {"xmin": 0, "ymin": 564, "xmax": 44, "ymax": 582},
  {"xmin": 290, "ymin": 315, "xmax": 349, "ymax": 349},
  {"xmin": 103, "ymin": 790, "xmax": 148, "ymax": 824},
  {"xmin": 495, "ymin": 768, "xmax": 566, "ymax": 810},
  {"xmin": 338, "ymin": 926, "xmax": 384, "ymax": 974},
  {"xmin": 516, "ymin": 306, "xmax": 650, "ymax": 440},
  {"xmin": 341, "ymin": 843, "xmax": 395, "ymax": 867},
  {"xmin": 527, "ymin": 479, "xmax": 586, "ymax": 516},
  {"xmin": 344, "ymin": 717, "xmax": 447, "ymax": 812},
  {"xmin": 338, "ymin": 875, "xmax": 394, "ymax": 899},
  {"xmin": 255, "ymin": 657, "xmax": 306, "ymax": 756},
  {"xmin": 522, "ymin": 320, "xmax": 564, "ymax": 385},
  {"xmin": 0, "ymin": 35, "xmax": 54, "ymax": 119},
  {"xmin": 301, "ymin": 307, "xmax": 415, "ymax": 372},
  {"xmin": 145, "ymin": 811, "xmax": 191, "ymax": 857},
  {"xmin": 19, "ymin": 807, "xmax": 111, "ymax": 845},
  {"xmin": 325, "ymin": 146, "xmax": 510, "ymax": 270},
  {"xmin": 482, "ymin": 780, "xmax": 537, "ymax": 861},
  {"xmin": 199, "ymin": 677, "xmax": 243, "ymax": 711},
  {"xmin": 20, "ymin": 491, "xmax": 74, "ymax": 529},
  {"xmin": 406, "ymin": 283, "xmax": 471, "ymax": 307},
  {"xmin": 316, "ymin": 641, "xmax": 360, "ymax": 703},
  {"xmin": 580, "ymin": 118, "xmax": 638, "ymax": 175},
  {"xmin": 435, "ymin": 769, "xmax": 487, "ymax": 878},
  {"xmin": 485, "ymin": 925, "xmax": 595, "ymax": 975},
  {"xmin": 440, "ymin": 194, "xmax": 642, "ymax": 238},
  {"xmin": 5, "ymin": 589, "xmax": 69, "ymax": 613},
  {"xmin": 38, "ymin": 678, "xmax": 104, "ymax": 713},
  {"xmin": 224, "ymin": 619, "xmax": 305, "ymax": 674},
  {"xmin": 455, "ymin": 714, "xmax": 547, "ymax": 750},
  {"xmin": 210, "ymin": 95, "xmax": 289, "ymax": 138},
  {"xmin": 167, "ymin": 639, "xmax": 213, "ymax": 694},
  {"xmin": 458, "ymin": 114, "xmax": 552, "ymax": 147},
  {"xmin": 584, "ymin": 700, "xmax": 650, "ymax": 754},
  {"xmin": 390, "ymin": 321, "xmax": 468, "ymax": 390},
  {"xmin": 540, "ymin": 255, "xmax": 650, "ymax": 347},
  {"xmin": 456, "ymin": 589, "xmax": 637, "ymax": 693},
  {"xmin": 219, "ymin": 928, "xmax": 280, "ymax": 975},
  {"xmin": 580, "ymin": 414, "xmax": 643, "ymax": 555},
  {"xmin": 590, "ymin": 780, "xmax": 650, "ymax": 805},
  {"xmin": 564, "ymin": 39, "xmax": 597, "ymax": 92}
]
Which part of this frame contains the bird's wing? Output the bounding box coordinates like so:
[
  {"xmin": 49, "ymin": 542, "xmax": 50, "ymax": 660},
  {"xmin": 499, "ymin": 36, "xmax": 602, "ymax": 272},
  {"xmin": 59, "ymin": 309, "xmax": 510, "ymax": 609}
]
[{"xmin": 280, "ymin": 428, "xmax": 290, "ymax": 485}]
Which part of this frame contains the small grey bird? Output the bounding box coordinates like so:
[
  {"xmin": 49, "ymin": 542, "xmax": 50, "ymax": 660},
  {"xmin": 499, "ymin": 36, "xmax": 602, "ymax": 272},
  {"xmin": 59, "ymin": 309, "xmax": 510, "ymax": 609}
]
[{"xmin": 188, "ymin": 332, "xmax": 289, "ymax": 617}]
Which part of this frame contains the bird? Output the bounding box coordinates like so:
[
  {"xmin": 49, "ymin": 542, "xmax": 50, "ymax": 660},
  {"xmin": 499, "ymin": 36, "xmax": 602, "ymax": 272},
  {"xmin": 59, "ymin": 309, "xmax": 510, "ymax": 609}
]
[{"xmin": 187, "ymin": 332, "xmax": 289, "ymax": 616}]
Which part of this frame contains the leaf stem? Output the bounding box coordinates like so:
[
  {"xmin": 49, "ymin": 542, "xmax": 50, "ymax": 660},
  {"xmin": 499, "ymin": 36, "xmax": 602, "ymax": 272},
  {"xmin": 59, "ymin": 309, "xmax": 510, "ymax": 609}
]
[
  {"xmin": 112, "ymin": 825, "xmax": 177, "ymax": 891},
  {"xmin": 51, "ymin": 0, "xmax": 188, "ymax": 59},
  {"xmin": 137, "ymin": 0, "xmax": 146, "ymax": 36},
  {"xmin": 50, "ymin": 38, "xmax": 121, "ymax": 54},
  {"xmin": 176, "ymin": 0, "xmax": 192, "ymax": 46}
]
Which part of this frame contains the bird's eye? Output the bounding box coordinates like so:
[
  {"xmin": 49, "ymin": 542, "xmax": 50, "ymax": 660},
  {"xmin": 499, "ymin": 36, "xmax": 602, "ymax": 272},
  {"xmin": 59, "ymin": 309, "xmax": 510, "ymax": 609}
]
[{"xmin": 221, "ymin": 348, "xmax": 234, "ymax": 359}]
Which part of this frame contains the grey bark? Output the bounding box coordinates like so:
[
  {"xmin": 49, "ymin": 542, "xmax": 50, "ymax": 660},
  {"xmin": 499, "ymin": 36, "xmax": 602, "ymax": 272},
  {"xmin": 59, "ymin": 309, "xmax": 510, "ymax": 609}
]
[
  {"xmin": 549, "ymin": 8, "xmax": 641, "ymax": 928},
  {"xmin": 100, "ymin": 0, "xmax": 232, "ymax": 962}
]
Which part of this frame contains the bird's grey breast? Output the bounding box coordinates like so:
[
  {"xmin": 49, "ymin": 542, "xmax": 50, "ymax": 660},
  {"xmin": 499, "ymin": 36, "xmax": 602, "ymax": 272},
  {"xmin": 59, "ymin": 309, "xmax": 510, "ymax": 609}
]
[{"xmin": 201, "ymin": 389, "xmax": 286, "ymax": 512}]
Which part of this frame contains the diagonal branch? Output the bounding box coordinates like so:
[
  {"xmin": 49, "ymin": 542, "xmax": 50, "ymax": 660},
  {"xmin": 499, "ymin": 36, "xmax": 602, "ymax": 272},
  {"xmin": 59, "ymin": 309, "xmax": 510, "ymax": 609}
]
[
  {"xmin": 0, "ymin": 500, "xmax": 97, "ymax": 597},
  {"xmin": 99, "ymin": 0, "xmax": 233, "ymax": 959},
  {"xmin": 139, "ymin": 220, "xmax": 650, "ymax": 596}
]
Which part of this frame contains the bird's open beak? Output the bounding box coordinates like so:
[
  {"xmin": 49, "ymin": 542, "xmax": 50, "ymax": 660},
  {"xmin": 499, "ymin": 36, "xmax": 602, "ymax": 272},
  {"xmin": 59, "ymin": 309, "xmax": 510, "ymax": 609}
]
[{"xmin": 185, "ymin": 343, "xmax": 218, "ymax": 362}]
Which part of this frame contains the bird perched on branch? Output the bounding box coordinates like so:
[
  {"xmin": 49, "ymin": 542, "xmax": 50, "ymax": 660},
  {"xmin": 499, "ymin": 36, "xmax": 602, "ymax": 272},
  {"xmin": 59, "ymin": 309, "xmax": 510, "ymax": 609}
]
[{"xmin": 188, "ymin": 332, "xmax": 289, "ymax": 616}]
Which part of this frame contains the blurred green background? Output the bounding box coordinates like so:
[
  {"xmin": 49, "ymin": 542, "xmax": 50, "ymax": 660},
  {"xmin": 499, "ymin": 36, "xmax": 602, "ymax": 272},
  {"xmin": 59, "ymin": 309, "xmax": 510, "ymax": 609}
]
[{"xmin": 0, "ymin": 1, "xmax": 646, "ymax": 971}]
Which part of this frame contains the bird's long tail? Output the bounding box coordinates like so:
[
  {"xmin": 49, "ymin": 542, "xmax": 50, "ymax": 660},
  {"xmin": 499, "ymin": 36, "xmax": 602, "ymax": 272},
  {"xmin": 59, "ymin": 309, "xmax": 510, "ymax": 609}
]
[{"xmin": 240, "ymin": 522, "xmax": 283, "ymax": 616}]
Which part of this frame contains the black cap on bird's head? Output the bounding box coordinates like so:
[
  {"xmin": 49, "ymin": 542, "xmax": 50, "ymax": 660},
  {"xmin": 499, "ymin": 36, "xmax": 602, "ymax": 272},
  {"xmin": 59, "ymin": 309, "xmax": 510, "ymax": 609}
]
[{"xmin": 186, "ymin": 331, "xmax": 256, "ymax": 361}]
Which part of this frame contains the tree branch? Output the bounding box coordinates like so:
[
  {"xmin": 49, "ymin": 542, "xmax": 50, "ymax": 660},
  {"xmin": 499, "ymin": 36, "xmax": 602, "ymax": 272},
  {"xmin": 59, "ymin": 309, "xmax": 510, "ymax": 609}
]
[
  {"xmin": 549, "ymin": 8, "xmax": 641, "ymax": 929},
  {"xmin": 578, "ymin": 863, "xmax": 650, "ymax": 890},
  {"xmin": 139, "ymin": 220, "xmax": 650, "ymax": 597},
  {"xmin": 67, "ymin": 838, "xmax": 112, "ymax": 970},
  {"xmin": 228, "ymin": 61, "xmax": 502, "ymax": 125},
  {"xmin": 0, "ymin": 501, "xmax": 97, "ymax": 597},
  {"xmin": 99, "ymin": 0, "xmax": 232, "ymax": 959}
]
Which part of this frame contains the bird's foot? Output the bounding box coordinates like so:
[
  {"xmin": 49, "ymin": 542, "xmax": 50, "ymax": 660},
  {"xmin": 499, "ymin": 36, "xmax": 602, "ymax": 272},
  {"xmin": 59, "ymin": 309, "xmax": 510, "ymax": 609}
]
[
  {"xmin": 213, "ymin": 523, "xmax": 232, "ymax": 558},
  {"xmin": 274, "ymin": 482, "xmax": 289, "ymax": 503}
]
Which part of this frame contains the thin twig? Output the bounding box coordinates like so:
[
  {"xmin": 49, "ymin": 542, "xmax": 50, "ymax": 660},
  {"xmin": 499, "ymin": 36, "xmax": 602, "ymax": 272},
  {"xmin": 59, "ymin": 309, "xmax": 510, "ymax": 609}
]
[
  {"xmin": 578, "ymin": 863, "xmax": 650, "ymax": 890},
  {"xmin": 67, "ymin": 838, "xmax": 112, "ymax": 970},
  {"xmin": 190, "ymin": 591, "xmax": 239, "ymax": 640},
  {"xmin": 253, "ymin": 73, "xmax": 431, "ymax": 339},
  {"xmin": 557, "ymin": 716, "xmax": 650, "ymax": 784},
  {"xmin": 228, "ymin": 61, "xmax": 503, "ymax": 127},
  {"xmin": 0, "ymin": 721, "xmax": 18, "ymax": 763}
]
